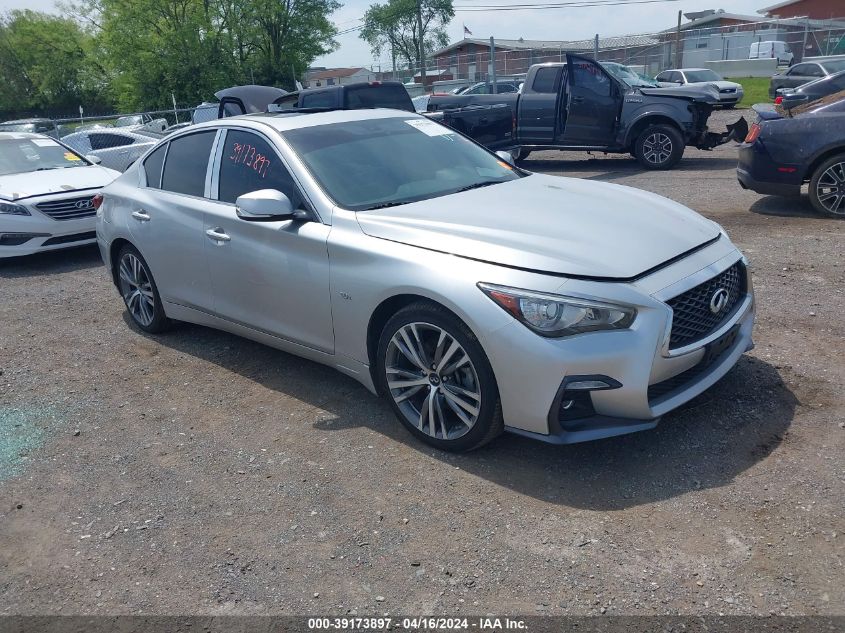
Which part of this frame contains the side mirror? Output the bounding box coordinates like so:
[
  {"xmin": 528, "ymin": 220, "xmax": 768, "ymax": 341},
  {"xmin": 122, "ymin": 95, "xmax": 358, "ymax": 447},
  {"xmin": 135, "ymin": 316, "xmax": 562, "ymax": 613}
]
[
  {"xmin": 86, "ymin": 154, "xmax": 102, "ymax": 164},
  {"xmin": 495, "ymin": 150, "xmax": 515, "ymax": 166},
  {"xmin": 236, "ymin": 189, "xmax": 297, "ymax": 221}
]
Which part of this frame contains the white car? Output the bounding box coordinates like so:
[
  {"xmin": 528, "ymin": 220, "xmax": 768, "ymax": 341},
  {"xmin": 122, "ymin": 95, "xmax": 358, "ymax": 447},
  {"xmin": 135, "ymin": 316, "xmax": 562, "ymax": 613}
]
[
  {"xmin": 115, "ymin": 114, "xmax": 168, "ymax": 134},
  {"xmin": 0, "ymin": 132, "xmax": 119, "ymax": 258},
  {"xmin": 62, "ymin": 129, "xmax": 158, "ymax": 172},
  {"xmin": 655, "ymin": 68, "xmax": 745, "ymax": 108}
]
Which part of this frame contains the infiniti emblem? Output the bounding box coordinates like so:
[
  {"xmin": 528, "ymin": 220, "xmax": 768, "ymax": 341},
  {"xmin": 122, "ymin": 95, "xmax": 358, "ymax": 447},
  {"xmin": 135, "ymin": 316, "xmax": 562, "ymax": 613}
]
[
  {"xmin": 75, "ymin": 199, "xmax": 93, "ymax": 210},
  {"xmin": 709, "ymin": 288, "xmax": 730, "ymax": 314}
]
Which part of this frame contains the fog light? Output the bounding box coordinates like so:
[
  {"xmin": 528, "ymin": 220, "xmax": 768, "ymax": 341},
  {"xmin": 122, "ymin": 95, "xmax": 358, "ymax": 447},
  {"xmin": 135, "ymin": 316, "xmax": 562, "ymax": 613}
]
[
  {"xmin": 0, "ymin": 233, "xmax": 49, "ymax": 246},
  {"xmin": 551, "ymin": 375, "xmax": 623, "ymax": 425}
]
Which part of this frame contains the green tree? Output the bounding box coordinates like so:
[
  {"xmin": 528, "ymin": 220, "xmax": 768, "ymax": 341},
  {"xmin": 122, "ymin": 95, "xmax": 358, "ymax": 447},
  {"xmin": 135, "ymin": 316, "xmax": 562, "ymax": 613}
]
[
  {"xmin": 360, "ymin": 0, "xmax": 452, "ymax": 80},
  {"xmin": 0, "ymin": 10, "xmax": 109, "ymax": 116}
]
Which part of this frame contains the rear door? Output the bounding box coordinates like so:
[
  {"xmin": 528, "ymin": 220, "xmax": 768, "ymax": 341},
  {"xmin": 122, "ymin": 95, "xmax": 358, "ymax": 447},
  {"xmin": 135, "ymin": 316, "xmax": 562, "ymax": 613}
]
[
  {"xmin": 128, "ymin": 130, "xmax": 217, "ymax": 311},
  {"xmin": 517, "ymin": 65, "xmax": 563, "ymax": 145},
  {"xmin": 558, "ymin": 55, "xmax": 622, "ymax": 147}
]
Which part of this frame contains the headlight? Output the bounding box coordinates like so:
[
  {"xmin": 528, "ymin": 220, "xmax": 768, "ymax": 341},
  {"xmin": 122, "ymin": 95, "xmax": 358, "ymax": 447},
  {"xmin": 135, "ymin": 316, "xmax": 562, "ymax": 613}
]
[
  {"xmin": 0, "ymin": 202, "xmax": 30, "ymax": 216},
  {"xmin": 478, "ymin": 283, "xmax": 636, "ymax": 338}
]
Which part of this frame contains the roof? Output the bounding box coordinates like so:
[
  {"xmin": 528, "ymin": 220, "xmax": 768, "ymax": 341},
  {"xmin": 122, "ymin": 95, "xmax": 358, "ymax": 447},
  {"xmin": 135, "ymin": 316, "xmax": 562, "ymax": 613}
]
[
  {"xmin": 432, "ymin": 34, "xmax": 660, "ymax": 57},
  {"xmin": 758, "ymin": 0, "xmax": 803, "ymax": 15},
  {"xmin": 190, "ymin": 108, "xmax": 421, "ymax": 134},
  {"xmin": 673, "ymin": 12, "xmax": 763, "ymax": 31},
  {"xmin": 0, "ymin": 118, "xmax": 53, "ymax": 125},
  {"xmin": 0, "ymin": 132, "xmax": 40, "ymax": 138},
  {"xmin": 307, "ymin": 67, "xmax": 368, "ymax": 80}
]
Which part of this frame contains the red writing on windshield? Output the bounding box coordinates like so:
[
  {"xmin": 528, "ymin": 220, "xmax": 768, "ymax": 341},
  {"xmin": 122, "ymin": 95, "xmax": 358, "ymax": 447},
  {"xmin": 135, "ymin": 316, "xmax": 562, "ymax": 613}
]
[{"xmin": 228, "ymin": 142, "xmax": 271, "ymax": 179}]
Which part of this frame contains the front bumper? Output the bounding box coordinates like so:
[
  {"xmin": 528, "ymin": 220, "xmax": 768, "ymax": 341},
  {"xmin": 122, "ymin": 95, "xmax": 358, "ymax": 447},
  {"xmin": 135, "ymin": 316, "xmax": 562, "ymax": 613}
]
[
  {"xmin": 0, "ymin": 213, "xmax": 96, "ymax": 258},
  {"xmin": 483, "ymin": 241, "xmax": 756, "ymax": 443}
]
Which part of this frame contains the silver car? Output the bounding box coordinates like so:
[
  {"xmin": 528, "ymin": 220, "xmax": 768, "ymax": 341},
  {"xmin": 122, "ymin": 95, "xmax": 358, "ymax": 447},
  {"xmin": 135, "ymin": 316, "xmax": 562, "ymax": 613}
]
[
  {"xmin": 62, "ymin": 129, "xmax": 157, "ymax": 172},
  {"xmin": 96, "ymin": 109, "xmax": 755, "ymax": 451}
]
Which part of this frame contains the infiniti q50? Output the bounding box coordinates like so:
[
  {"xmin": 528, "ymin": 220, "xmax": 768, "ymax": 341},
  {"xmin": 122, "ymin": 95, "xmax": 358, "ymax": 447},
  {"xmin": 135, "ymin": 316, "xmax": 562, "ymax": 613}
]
[{"xmin": 96, "ymin": 109, "xmax": 755, "ymax": 451}]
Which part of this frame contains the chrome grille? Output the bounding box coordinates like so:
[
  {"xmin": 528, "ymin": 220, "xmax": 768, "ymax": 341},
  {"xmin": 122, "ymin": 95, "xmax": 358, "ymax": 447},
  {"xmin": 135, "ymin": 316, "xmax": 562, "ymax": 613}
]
[
  {"xmin": 666, "ymin": 262, "xmax": 745, "ymax": 349},
  {"xmin": 35, "ymin": 195, "xmax": 96, "ymax": 220},
  {"xmin": 719, "ymin": 88, "xmax": 737, "ymax": 94}
]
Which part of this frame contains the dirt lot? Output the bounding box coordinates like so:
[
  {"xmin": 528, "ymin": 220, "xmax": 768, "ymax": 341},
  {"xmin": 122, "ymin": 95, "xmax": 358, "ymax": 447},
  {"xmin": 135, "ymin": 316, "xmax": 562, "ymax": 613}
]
[{"xmin": 1, "ymin": 111, "xmax": 843, "ymax": 617}]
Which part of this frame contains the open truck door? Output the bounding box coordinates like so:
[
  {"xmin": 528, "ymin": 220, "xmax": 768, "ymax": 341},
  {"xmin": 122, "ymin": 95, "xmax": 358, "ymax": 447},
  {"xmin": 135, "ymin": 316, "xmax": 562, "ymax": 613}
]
[{"xmin": 558, "ymin": 55, "xmax": 623, "ymax": 147}]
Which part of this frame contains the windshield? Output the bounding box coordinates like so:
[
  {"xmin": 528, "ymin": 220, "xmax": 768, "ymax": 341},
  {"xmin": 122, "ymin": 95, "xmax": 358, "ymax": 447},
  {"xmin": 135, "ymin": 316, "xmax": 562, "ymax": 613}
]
[
  {"xmin": 116, "ymin": 115, "xmax": 143, "ymax": 127},
  {"xmin": 602, "ymin": 63, "xmax": 658, "ymax": 88},
  {"xmin": 282, "ymin": 116, "xmax": 523, "ymax": 211},
  {"xmin": 684, "ymin": 70, "xmax": 722, "ymax": 82},
  {"xmin": 0, "ymin": 137, "xmax": 89, "ymax": 176},
  {"xmin": 0, "ymin": 123, "xmax": 37, "ymax": 133}
]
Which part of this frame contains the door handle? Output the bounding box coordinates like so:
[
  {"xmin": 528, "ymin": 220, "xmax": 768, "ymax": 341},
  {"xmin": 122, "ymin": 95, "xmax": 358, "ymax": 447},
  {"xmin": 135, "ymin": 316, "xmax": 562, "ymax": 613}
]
[
  {"xmin": 572, "ymin": 96, "xmax": 585, "ymax": 104},
  {"xmin": 205, "ymin": 228, "xmax": 231, "ymax": 242},
  {"xmin": 131, "ymin": 210, "xmax": 150, "ymax": 222}
]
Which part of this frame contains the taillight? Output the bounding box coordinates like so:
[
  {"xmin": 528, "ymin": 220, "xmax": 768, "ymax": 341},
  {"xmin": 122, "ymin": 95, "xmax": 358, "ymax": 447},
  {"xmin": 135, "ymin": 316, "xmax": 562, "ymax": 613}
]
[
  {"xmin": 774, "ymin": 96, "xmax": 783, "ymax": 105},
  {"xmin": 92, "ymin": 194, "xmax": 104, "ymax": 210},
  {"xmin": 744, "ymin": 123, "xmax": 762, "ymax": 144}
]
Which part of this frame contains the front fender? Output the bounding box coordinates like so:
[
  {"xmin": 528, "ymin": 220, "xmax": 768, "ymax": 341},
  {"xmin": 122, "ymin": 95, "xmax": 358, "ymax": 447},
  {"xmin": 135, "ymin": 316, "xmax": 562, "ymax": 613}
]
[{"xmin": 621, "ymin": 102, "xmax": 694, "ymax": 146}]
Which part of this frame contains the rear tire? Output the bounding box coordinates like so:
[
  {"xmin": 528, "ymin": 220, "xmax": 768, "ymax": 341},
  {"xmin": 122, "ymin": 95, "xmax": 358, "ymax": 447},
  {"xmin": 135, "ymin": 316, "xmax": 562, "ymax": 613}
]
[
  {"xmin": 633, "ymin": 124, "xmax": 684, "ymax": 170},
  {"xmin": 809, "ymin": 153, "xmax": 845, "ymax": 218},
  {"xmin": 376, "ymin": 302, "xmax": 503, "ymax": 452},
  {"xmin": 116, "ymin": 244, "xmax": 171, "ymax": 333}
]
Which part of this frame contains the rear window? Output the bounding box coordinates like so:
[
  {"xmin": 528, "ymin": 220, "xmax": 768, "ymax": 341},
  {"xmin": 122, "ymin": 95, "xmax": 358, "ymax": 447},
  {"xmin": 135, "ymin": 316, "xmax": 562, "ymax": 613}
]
[
  {"xmin": 160, "ymin": 131, "xmax": 216, "ymax": 197},
  {"xmin": 532, "ymin": 67, "xmax": 561, "ymax": 93},
  {"xmin": 301, "ymin": 91, "xmax": 337, "ymax": 108},
  {"xmin": 344, "ymin": 85, "xmax": 412, "ymax": 111},
  {"xmin": 143, "ymin": 143, "xmax": 167, "ymax": 188}
]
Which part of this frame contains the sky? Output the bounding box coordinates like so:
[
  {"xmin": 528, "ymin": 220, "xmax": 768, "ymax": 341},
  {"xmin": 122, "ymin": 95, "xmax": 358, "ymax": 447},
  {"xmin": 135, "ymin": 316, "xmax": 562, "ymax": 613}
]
[{"xmin": 5, "ymin": 0, "xmax": 772, "ymax": 69}]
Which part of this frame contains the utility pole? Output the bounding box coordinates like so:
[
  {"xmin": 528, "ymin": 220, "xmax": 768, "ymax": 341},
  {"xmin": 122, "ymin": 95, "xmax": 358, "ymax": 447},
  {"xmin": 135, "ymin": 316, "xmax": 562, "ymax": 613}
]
[
  {"xmin": 594, "ymin": 33, "xmax": 599, "ymax": 59},
  {"xmin": 674, "ymin": 10, "xmax": 682, "ymax": 68},
  {"xmin": 416, "ymin": 0, "xmax": 426, "ymax": 84},
  {"xmin": 490, "ymin": 36, "xmax": 497, "ymax": 94}
]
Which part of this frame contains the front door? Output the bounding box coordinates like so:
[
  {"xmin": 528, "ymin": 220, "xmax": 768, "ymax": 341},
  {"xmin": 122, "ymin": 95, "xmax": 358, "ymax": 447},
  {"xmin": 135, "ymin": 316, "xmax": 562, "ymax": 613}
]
[
  {"xmin": 203, "ymin": 128, "xmax": 334, "ymax": 353},
  {"xmin": 558, "ymin": 55, "xmax": 622, "ymax": 147}
]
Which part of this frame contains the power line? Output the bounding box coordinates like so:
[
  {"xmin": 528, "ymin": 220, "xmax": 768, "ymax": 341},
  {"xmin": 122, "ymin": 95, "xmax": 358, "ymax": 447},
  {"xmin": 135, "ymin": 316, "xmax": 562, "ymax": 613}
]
[{"xmin": 454, "ymin": 0, "xmax": 679, "ymax": 11}]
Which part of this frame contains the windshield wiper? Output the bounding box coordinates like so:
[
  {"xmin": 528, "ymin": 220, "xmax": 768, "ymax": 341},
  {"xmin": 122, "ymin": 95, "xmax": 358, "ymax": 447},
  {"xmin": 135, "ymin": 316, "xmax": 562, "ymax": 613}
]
[
  {"xmin": 456, "ymin": 180, "xmax": 502, "ymax": 193},
  {"xmin": 364, "ymin": 201, "xmax": 406, "ymax": 211}
]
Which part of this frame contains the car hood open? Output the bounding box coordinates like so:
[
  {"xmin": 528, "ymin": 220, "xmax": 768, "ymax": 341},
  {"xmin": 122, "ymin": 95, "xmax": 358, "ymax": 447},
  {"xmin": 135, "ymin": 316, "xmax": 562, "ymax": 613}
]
[
  {"xmin": 0, "ymin": 165, "xmax": 119, "ymax": 201},
  {"xmin": 356, "ymin": 174, "xmax": 720, "ymax": 280}
]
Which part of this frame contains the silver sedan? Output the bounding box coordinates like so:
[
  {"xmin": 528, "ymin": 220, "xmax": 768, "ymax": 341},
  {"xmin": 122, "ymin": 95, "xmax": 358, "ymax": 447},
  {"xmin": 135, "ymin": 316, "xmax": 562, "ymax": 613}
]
[
  {"xmin": 96, "ymin": 109, "xmax": 755, "ymax": 451},
  {"xmin": 62, "ymin": 129, "xmax": 158, "ymax": 172}
]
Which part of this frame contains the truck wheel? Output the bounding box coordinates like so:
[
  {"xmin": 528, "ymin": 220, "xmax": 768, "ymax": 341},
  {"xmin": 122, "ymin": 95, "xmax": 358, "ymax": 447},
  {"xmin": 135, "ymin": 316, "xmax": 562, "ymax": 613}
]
[
  {"xmin": 809, "ymin": 153, "xmax": 845, "ymax": 218},
  {"xmin": 634, "ymin": 125, "xmax": 684, "ymax": 170}
]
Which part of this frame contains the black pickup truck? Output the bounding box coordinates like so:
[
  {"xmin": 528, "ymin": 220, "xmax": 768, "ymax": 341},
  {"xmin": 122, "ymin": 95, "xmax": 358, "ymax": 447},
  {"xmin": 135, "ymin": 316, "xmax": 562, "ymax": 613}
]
[
  {"xmin": 428, "ymin": 55, "xmax": 747, "ymax": 170},
  {"xmin": 269, "ymin": 81, "xmax": 415, "ymax": 112}
]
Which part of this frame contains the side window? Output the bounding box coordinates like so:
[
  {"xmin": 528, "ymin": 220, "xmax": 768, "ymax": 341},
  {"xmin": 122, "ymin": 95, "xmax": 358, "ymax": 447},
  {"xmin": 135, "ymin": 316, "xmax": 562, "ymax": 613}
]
[
  {"xmin": 161, "ymin": 131, "xmax": 216, "ymax": 197},
  {"xmin": 806, "ymin": 64, "xmax": 824, "ymax": 77},
  {"xmin": 788, "ymin": 64, "xmax": 808, "ymax": 76},
  {"xmin": 532, "ymin": 67, "xmax": 561, "ymax": 93},
  {"xmin": 572, "ymin": 60, "xmax": 611, "ymax": 97},
  {"xmin": 301, "ymin": 91, "xmax": 336, "ymax": 108},
  {"xmin": 655, "ymin": 71, "xmax": 668, "ymax": 82},
  {"xmin": 143, "ymin": 143, "xmax": 167, "ymax": 189},
  {"xmin": 217, "ymin": 130, "xmax": 302, "ymax": 209},
  {"xmin": 90, "ymin": 133, "xmax": 133, "ymax": 150},
  {"xmin": 271, "ymin": 94, "xmax": 300, "ymax": 111},
  {"xmin": 498, "ymin": 84, "xmax": 517, "ymax": 93}
]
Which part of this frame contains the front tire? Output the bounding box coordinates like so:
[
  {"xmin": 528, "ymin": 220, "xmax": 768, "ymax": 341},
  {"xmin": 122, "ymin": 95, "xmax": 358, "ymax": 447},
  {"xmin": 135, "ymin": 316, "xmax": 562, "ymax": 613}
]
[
  {"xmin": 633, "ymin": 124, "xmax": 684, "ymax": 170},
  {"xmin": 376, "ymin": 302, "xmax": 503, "ymax": 452},
  {"xmin": 116, "ymin": 244, "xmax": 171, "ymax": 333},
  {"xmin": 809, "ymin": 153, "xmax": 845, "ymax": 218}
]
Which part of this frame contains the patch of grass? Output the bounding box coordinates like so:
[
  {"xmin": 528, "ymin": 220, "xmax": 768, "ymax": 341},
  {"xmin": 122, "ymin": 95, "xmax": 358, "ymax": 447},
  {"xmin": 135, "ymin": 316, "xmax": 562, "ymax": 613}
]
[{"xmin": 727, "ymin": 77, "xmax": 772, "ymax": 108}]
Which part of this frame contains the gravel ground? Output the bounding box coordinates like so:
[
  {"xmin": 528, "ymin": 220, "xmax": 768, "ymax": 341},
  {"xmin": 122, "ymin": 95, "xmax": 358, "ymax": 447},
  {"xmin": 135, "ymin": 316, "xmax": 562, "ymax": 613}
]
[{"xmin": 1, "ymin": 110, "xmax": 843, "ymax": 616}]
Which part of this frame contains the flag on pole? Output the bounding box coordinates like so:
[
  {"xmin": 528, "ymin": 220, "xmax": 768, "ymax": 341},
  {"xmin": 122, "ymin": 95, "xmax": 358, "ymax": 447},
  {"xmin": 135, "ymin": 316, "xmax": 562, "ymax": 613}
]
[{"xmin": 463, "ymin": 24, "xmax": 473, "ymax": 36}]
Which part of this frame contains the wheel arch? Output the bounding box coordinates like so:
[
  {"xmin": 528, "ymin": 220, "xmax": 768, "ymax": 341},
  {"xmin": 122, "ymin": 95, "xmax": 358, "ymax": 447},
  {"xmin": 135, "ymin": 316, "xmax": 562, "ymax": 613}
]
[
  {"xmin": 804, "ymin": 146, "xmax": 845, "ymax": 183},
  {"xmin": 625, "ymin": 115, "xmax": 683, "ymax": 149},
  {"xmin": 365, "ymin": 293, "xmax": 479, "ymax": 395}
]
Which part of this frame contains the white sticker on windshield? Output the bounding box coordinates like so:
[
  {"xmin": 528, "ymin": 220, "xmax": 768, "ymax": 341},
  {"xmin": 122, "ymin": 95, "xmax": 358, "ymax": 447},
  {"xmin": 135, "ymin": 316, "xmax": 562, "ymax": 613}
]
[
  {"xmin": 32, "ymin": 139, "xmax": 59, "ymax": 147},
  {"xmin": 405, "ymin": 119, "xmax": 454, "ymax": 137}
]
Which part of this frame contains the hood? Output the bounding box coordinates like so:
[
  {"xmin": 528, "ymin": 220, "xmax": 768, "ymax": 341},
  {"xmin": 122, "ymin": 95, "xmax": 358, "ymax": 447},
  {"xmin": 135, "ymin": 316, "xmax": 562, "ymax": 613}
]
[
  {"xmin": 356, "ymin": 174, "xmax": 720, "ymax": 279},
  {"xmin": 639, "ymin": 84, "xmax": 722, "ymax": 104},
  {"xmin": 214, "ymin": 85, "xmax": 288, "ymax": 113},
  {"xmin": 0, "ymin": 165, "xmax": 119, "ymax": 201},
  {"xmin": 685, "ymin": 80, "xmax": 741, "ymax": 91}
]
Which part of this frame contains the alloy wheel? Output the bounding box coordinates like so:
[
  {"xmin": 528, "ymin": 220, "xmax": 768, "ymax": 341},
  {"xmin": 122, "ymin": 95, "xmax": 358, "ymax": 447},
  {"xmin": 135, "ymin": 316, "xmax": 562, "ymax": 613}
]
[
  {"xmin": 815, "ymin": 161, "xmax": 845, "ymax": 215},
  {"xmin": 385, "ymin": 322, "xmax": 482, "ymax": 441},
  {"xmin": 118, "ymin": 252, "xmax": 156, "ymax": 327},
  {"xmin": 642, "ymin": 132, "xmax": 673, "ymax": 165}
]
